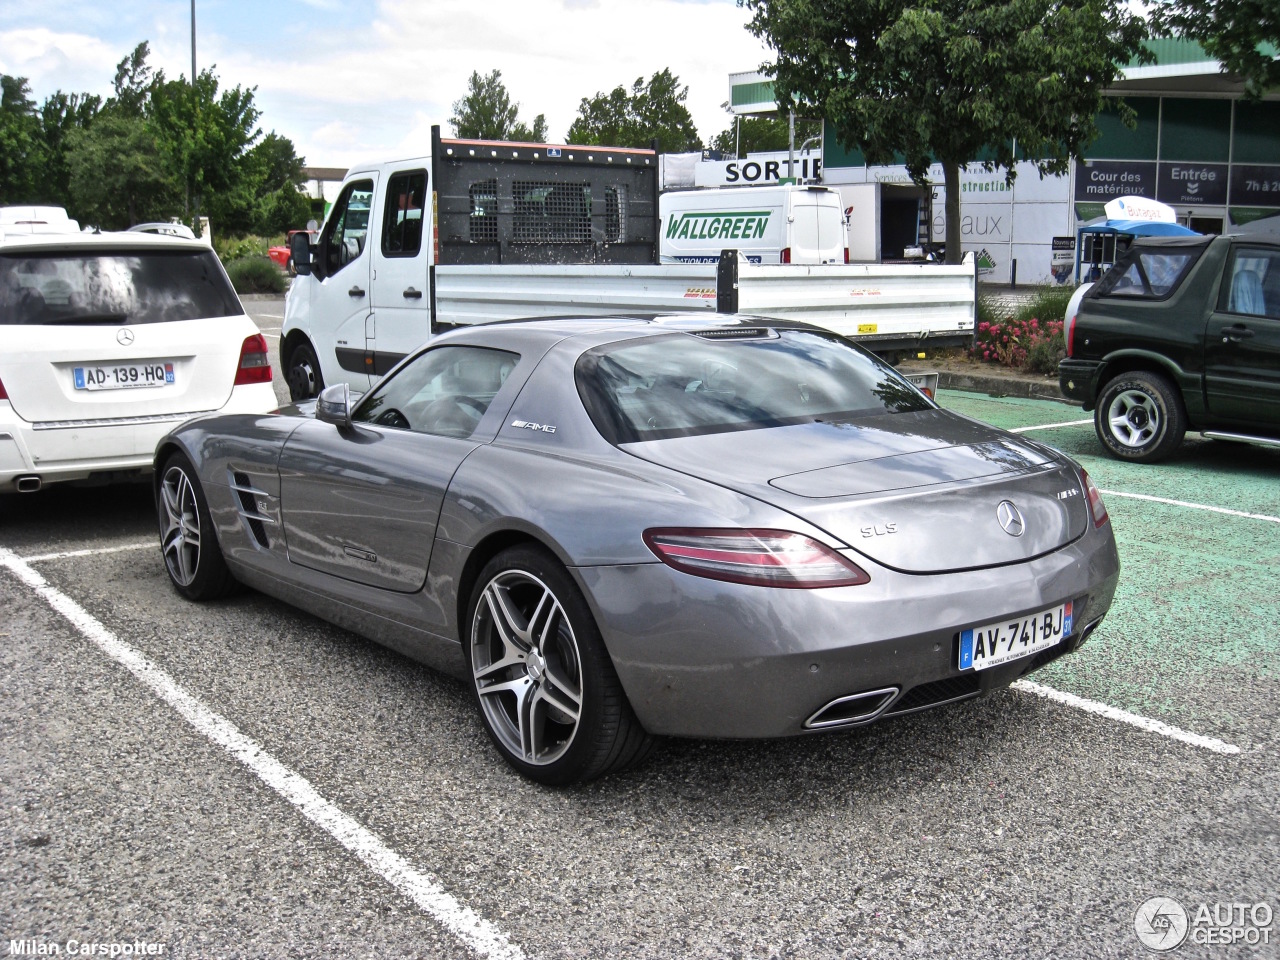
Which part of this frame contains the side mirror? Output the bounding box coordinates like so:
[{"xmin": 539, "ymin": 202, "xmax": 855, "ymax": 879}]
[
  {"xmin": 316, "ymin": 382, "xmax": 352, "ymax": 429},
  {"xmin": 290, "ymin": 230, "xmax": 313, "ymax": 277}
]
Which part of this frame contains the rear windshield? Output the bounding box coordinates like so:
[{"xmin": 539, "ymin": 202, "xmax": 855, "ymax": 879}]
[
  {"xmin": 0, "ymin": 249, "xmax": 241, "ymax": 326},
  {"xmin": 1094, "ymin": 246, "xmax": 1203, "ymax": 300},
  {"xmin": 576, "ymin": 328, "xmax": 932, "ymax": 444}
]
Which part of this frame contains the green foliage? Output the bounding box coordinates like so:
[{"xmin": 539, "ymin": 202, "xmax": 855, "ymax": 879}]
[
  {"xmin": 66, "ymin": 113, "xmax": 176, "ymax": 228},
  {"xmin": 0, "ymin": 75, "xmax": 42, "ymax": 203},
  {"xmin": 742, "ymin": 0, "xmax": 1149, "ymax": 262},
  {"xmin": 1148, "ymin": 2, "xmax": 1279, "ymax": 97},
  {"xmin": 566, "ymin": 68, "xmax": 701, "ymax": 152},
  {"xmin": 706, "ymin": 115, "xmax": 821, "ymax": 158},
  {"xmin": 450, "ymin": 70, "xmax": 547, "ymax": 141},
  {"xmin": 223, "ymin": 255, "xmax": 285, "ymax": 294},
  {"xmin": 215, "ymin": 235, "xmax": 270, "ymax": 261},
  {"xmin": 2, "ymin": 40, "xmax": 303, "ymax": 243}
]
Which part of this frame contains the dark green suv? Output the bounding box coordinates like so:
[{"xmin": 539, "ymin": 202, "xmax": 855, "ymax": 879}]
[{"xmin": 1059, "ymin": 233, "xmax": 1280, "ymax": 463}]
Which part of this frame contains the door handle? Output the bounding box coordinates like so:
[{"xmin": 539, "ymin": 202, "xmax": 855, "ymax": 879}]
[
  {"xmin": 348, "ymin": 286, "xmax": 365, "ymax": 298},
  {"xmin": 1222, "ymin": 324, "xmax": 1255, "ymax": 343},
  {"xmin": 403, "ymin": 287, "xmax": 423, "ymax": 299}
]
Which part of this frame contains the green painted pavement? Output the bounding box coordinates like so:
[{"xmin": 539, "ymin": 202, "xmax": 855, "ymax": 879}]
[{"xmin": 935, "ymin": 389, "xmax": 1280, "ymax": 746}]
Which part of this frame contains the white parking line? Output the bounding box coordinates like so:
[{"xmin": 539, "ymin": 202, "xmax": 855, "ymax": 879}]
[
  {"xmin": 23, "ymin": 541, "xmax": 154, "ymax": 563},
  {"xmin": 1012, "ymin": 679, "xmax": 1241, "ymax": 754},
  {"xmin": 1009, "ymin": 419, "xmax": 1093, "ymax": 433},
  {"xmin": 256, "ymin": 312, "xmax": 284, "ymax": 319},
  {"xmin": 0, "ymin": 547, "xmax": 525, "ymax": 960},
  {"xmin": 1099, "ymin": 490, "xmax": 1280, "ymax": 525},
  {"xmin": 260, "ymin": 332, "xmax": 281, "ymax": 339}
]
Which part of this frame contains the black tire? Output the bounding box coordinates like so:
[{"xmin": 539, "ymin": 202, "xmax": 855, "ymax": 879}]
[
  {"xmin": 286, "ymin": 340, "xmax": 324, "ymax": 401},
  {"xmin": 1094, "ymin": 370, "xmax": 1187, "ymax": 463},
  {"xmin": 157, "ymin": 452, "xmax": 238, "ymax": 601},
  {"xmin": 464, "ymin": 545, "xmax": 653, "ymax": 785}
]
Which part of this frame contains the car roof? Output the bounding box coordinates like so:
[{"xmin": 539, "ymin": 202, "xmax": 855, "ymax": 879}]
[{"xmin": 0, "ymin": 230, "xmax": 214, "ymax": 253}]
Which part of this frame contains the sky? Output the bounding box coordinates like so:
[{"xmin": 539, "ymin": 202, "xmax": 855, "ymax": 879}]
[{"xmin": 0, "ymin": 0, "xmax": 773, "ymax": 169}]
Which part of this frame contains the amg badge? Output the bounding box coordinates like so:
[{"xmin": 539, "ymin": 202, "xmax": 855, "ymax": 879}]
[{"xmin": 511, "ymin": 420, "xmax": 557, "ymax": 434}]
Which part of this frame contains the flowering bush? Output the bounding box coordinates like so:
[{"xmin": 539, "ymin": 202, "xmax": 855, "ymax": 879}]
[
  {"xmin": 971, "ymin": 286, "xmax": 1072, "ymax": 374},
  {"xmin": 971, "ymin": 315, "xmax": 1064, "ymax": 372}
]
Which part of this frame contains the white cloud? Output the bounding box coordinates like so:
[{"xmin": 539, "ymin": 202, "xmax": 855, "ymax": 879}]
[{"xmin": 0, "ymin": 28, "xmax": 121, "ymax": 98}]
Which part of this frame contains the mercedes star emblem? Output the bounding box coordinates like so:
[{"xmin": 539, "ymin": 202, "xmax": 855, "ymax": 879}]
[
  {"xmin": 997, "ymin": 500, "xmax": 1025, "ymax": 537},
  {"xmin": 116, "ymin": 328, "xmax": 135, "ymax": 345}
]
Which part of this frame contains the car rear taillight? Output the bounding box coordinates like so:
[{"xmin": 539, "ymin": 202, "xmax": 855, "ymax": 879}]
[
  {"xmin": 1066, "ymin": 311, "xmax": 1077, "ymax": 357},
  {"xmin": 1081, "ymin": 469, "xmax": 1109, "ymax": 528},
  {"xmin": 234, "ymin": 334, "xmax": 272, "ymax": 385},
  {"xmin": 844, "ymin": 247, "xmax": 850, "ymax": 264},
  {"xmin": 643, "ymin": 528, "xmax": 870, "ymax": 588},
  {"xmin": 0, "ymin": 377, "xmax": 7, "ymax": 401},
  {"xmin": 780, "ymin": 247, "xmax": 791, "ymax": 264}
]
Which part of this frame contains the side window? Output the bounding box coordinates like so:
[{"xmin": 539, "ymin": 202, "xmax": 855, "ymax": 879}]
[
  {"xmin": 1220, "ymin": 248, "xmax": 1280, "ymax": 320},
  {"xmin": 1096, "ymin": 248, "xmax": 1199, "ymax": 300},
  {"xmin": 352, "ymin": 346, "xmax": 520, "ymax": 439},
  {"xmin": 322, "ymin": 179, "xmax": 374, "ymax": 277},
  {"xmin": 382, "ymin": 170, "xmax": 426, "ymax": 257}
]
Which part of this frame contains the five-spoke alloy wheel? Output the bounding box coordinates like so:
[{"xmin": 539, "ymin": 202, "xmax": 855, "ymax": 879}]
[
  {"xmin": 157, "ymin": 452, "xmax": 237, "ymax": 600},
  {"xmin": 466, "ymin": 546, "xmax": 652, "ymax": 784}
]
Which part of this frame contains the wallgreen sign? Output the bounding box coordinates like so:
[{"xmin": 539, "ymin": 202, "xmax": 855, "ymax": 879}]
[{"xmin": 665, "ymin": 211, "xmax": 771, "ymax": 242}]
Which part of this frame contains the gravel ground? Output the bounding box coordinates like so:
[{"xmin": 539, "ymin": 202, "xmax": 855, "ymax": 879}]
[{"xmin": 2, "ymin": 358, "xmax": 1276, "ymax": 959}]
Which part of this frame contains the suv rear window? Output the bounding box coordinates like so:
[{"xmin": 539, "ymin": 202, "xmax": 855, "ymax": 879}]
[
  {"xmin": 0, "ymin": 249, "xmax": 241, "ymax": 326},
  {"xmin": 576, "ymin": 328, "xmax": 931, "ymax": 444},
  {"xmin": 1094, "ymin": 246, "xmax": 1202, "ymax": 300}
]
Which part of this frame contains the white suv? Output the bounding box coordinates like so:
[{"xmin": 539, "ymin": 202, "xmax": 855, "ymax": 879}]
[{"xmin": 0, "ymin": 230, "xmax": 277, "ymax": 493}]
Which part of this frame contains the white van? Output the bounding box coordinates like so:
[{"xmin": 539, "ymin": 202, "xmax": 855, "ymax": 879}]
[{"xmin": 659, "ymin": 185, "xmax": 846, "ymax": 265}]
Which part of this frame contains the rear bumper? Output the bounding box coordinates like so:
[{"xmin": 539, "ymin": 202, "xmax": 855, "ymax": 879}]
[
  {"xmin": 0, "ymin": 383, "xmax": 277, "ymax": 491},
  {"xmin": 1059, "ymin": 359, "xmax": 1104, "ymax": 409},
  {"xmin": 574, "ymin": 525, "xmax": 1121, "ymax": 739}
]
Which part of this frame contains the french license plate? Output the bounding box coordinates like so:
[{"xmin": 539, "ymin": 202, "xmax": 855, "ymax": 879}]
[
  {"xmin": 74, "ymin": 362, "xmax": 175, "ymax": 391},
  {"xmin": 959, "ymin": 601, "xmax": 1072, "ymax": 671}
]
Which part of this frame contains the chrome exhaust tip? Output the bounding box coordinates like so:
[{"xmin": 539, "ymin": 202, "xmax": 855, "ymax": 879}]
[
  {"xmin": 804, "ymin": 687, "xmax": 900, "ymax": 730},
  {"xmin": 15, "ymin": 475, "xmax": 42, "ymax": 493}
]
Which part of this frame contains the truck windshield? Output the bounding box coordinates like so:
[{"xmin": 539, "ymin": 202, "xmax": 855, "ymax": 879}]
[
  {"xmin": 576, "ymin": 328, "xmax": 932, "ymax": 444},
  {"xmin": 0, "ymin": 249, "xmax": 241, "ymax": 325},
  {"xmin": 1094, "ymin": 246, "xmax": 1203, "ymax": 300}
]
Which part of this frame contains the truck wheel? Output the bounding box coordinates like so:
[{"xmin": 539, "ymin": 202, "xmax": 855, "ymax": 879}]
[
  {"xmin": 286, "ymin": 341, "xmax": 324, "ymax": 401},
  {"xmin": 1094, "ymin": 370, "xmax": 1186, "ymax": 463}
]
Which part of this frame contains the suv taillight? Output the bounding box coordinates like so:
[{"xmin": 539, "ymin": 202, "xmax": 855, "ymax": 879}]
[
  {"xmin": 780, "ymin": 247, "xmax": 791, "ymax": 264},
  {"xmin": 1081, "ymin": 469, "xmax": 1109, "ymax": 528},
  {"xmin": 644, "ymin": 528, "xmax": 870, "ymax": 588},
  {"xmin": 234, "ymin": 334, "xmax": 272, "ymax": 385},
  {"xmin": 1066, "ymin": 311, "xmax": 1077, "ymax": 357},
  {"xmin": 844, "ymin": 247, "xmax": 850, "ymax": 264},
  {"xmin": 0, "ymin": 377, "xmax": 7, "ymax": 401}
]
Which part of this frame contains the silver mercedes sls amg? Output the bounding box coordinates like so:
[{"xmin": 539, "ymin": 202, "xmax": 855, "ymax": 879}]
[{"xmin": 154, "ymin": 314, "xmax": 1120, "ymax": 784}]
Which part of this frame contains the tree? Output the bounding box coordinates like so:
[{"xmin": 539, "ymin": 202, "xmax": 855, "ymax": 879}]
[
  {"xmin": 742, "ymin": 0, "xmax": 1149, "ymax": 263},
  {"xmin": 450, "ymin": 70, "xmax": 547, "ymax": 141},
  {"xmin": 149, "ymin": 68, "xmax": 262, "ymax": 234},
  {"xmin": 566, "ymin": 68, "xmax": 701, "ymax": 152},
  {"xmin": 1148, "ymin": 1, "xmax": 1279, "ymax": 96},
  {"xmin": 707, "ymin": 115, "xmax": 821, "ymax": 158},
  {"xmin": 65, "ymin": 113, "xmax": 175, "ymax": 227},
  {"xmin": 110, "ymin": 41, "xmax": 155, "ymax": 117},
  {"xmin": 0, "ymin": 75, "xmax": 42, "ymax": 203},
  {"xmin": 37, "ymin": 91, "xmax": 102, "ymax": 207}
]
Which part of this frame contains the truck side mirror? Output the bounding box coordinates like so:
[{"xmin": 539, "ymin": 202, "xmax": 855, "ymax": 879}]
[{"xmin": 290, "ymin": 231, "xmax": 313, "ymax": 277}]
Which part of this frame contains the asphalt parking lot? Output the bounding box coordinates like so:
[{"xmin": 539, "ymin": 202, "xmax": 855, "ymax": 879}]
[{"xmin": 3, "ymin": 311, "xmax": 1277, "ymax": 958}]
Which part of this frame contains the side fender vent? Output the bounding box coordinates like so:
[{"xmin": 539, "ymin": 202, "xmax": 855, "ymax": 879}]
[{"xmin": 230, "ymin": 470, "xmax": 274, "ymax": 549}]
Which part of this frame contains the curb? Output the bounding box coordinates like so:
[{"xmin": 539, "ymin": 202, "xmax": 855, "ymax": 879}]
[{"xmin": 934, "ymin": 370, "xmax": 1075, "ymax": 405}]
